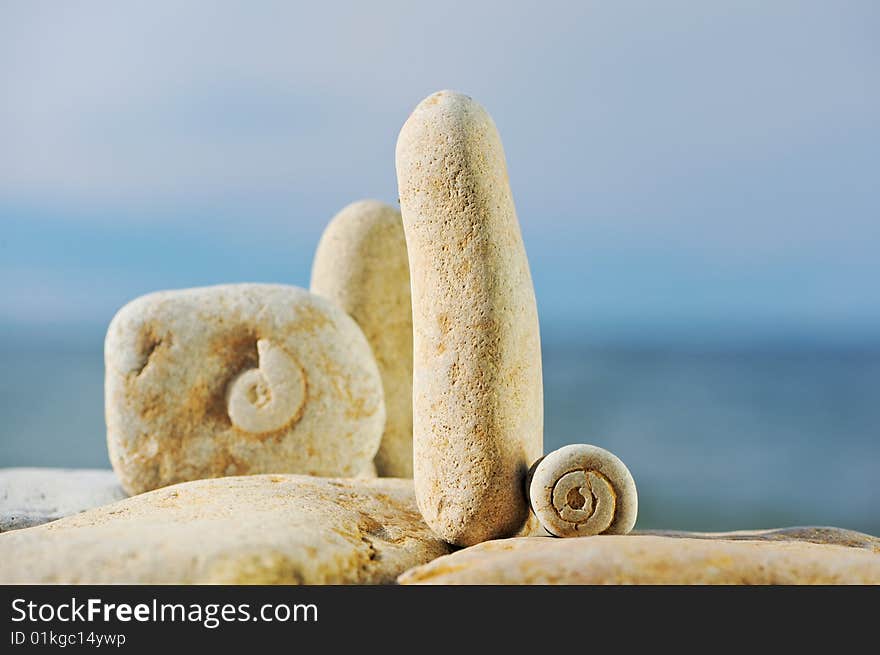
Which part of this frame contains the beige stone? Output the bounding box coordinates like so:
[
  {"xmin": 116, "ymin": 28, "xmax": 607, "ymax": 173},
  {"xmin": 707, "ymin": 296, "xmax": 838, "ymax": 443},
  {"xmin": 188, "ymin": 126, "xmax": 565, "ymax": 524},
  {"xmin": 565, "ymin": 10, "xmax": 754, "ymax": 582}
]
[
  {"xmin": 357, "ymin": 460, "xmax": 378, "ymax": 478},
  {"xmin": 311, "ymin": 200, "xmax": 413, "ymax": 478},
  {"xmin": 0, "ymin": 468, "xmax": 126, "ymax": 532},
  {"xmin": 399, "ymin": 530, "xmax": 880, "ymax": 584},
  {"xmin": 0, "ymin": 474, "xmax": 451, "ymax": 584},
  {"xmin": 528, "ymin": 444, "xmax": 637, "ymax": 537},
  {"xmin": 396, "ymin": 90, "xmax": 543, "ymax": 546},
  {"xmin": 105, "ymin": 283, "xmax": 385, "ymax": 495},
  {"xmin": 636, "ymin": 526, "xmax": 880, "ymax": 550}
]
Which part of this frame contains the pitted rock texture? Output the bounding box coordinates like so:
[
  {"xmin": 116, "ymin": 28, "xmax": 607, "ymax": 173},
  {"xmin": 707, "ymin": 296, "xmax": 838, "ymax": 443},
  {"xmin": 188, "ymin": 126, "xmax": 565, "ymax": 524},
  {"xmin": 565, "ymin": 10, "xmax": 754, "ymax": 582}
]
[
  {"xmin": 311, "ymin": 200, "xmax": 413, "ymax": 478},
  {"xmin": 105, "ymin": 283, "xmax": 385, "ymax": 494},
  {"xmin": 396, "ymin": 90, "xmax": 543, "ymax": 546},
  {"xmin": 398, "ymin": 530, "xmax": 880, "ymax": 584},
  {"xmin": 0, "ymin": 475, "xmax": 451, "ymax": 584},
  {"xmin": 0, "ymin": 468, "xmax": 126, "ymax": 532}
]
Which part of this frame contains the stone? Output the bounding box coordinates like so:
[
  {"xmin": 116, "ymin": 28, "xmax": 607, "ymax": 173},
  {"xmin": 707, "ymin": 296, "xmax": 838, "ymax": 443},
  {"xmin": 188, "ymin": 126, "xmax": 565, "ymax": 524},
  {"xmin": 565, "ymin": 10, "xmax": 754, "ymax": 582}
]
[
  {"xmin": 637, "ymin": 526, "xmax": 880, "ymax": 550},
  {"xmin": 528, "ymin": 444, "xmax": 637, "ymax": 537},
  {"xmin": 396, "ymin": 90, "xmax": 543, "ymax": 546},
  {"xmin": 105, "ymin": 283, "xmax": 385, "ymax": 495},
  {"xmin": 0, "ymin": 468, "xmax": 126, "ymax": 532},
  {"xmin": 0, "ymin": 474, "xmax": 452, "ymax": 584},
  {"xmin": 398, "ymin": 529, "xmax": 880, "ymax": 584},
  {"xmin": 311, "ymin": 200, "xmax": 413, "ymax": 478}
]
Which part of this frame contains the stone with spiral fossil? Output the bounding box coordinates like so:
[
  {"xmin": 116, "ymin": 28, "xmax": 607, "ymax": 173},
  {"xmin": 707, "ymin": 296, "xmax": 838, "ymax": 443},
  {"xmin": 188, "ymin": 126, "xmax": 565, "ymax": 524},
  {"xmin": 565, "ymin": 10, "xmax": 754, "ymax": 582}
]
[
  {"xmin": 105, "ymin": 283, "xmax": 385, "ymax": 495},
  {"xmin": 528, "ymin": 444, "xmax": 638, "ymax": 537}
]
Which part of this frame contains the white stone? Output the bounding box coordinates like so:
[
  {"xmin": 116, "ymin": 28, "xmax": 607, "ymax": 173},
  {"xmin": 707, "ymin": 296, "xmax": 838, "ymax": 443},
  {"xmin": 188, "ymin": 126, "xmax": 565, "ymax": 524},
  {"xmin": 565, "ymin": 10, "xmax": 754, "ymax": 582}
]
[
  {"xmin": 0, "ymin": 468, "xmax": 126, "ymax": 532},
  {"xmin": 105, "ymin": 283, "xmax": 385, "ymax": 494},
  {"xmin": 311, "ymin": 200, "xmax": 413, "ymax": 477},
  {"xmin": 528, "ymin": 444, "xmax": 638, "ymax": 537},
  {"xmin": 396, "ymin": 90, "xmax": 543, "ymax": 546},
  {"xmin": 399, "ymin": 531, "xmax": 880, "ymax": 584},
  {"xmin": 0, "ymin": 475, "xmax": 451, "ymax": 584}
]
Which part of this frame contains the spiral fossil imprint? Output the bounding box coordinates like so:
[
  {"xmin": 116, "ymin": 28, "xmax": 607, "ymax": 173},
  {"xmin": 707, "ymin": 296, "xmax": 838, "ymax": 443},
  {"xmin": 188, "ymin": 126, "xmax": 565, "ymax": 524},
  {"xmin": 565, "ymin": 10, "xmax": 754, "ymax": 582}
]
[
  {"xmin": 226, "ymin": 339, "xmax": 307, "ymax": 434},
  {"xmin": 528, "ymin": 444, "xmax": 638, "ymax": 538}
]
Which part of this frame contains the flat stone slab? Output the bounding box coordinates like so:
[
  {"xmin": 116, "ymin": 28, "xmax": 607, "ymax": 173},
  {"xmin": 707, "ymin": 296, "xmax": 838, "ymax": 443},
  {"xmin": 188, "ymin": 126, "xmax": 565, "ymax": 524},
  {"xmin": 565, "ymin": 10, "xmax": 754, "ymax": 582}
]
[
  {"xmin": 0, "ymin": 468, "xmax": 126, "ymax": 532},
  {"xmin": 636, "ymin": 526, "xmax": 880, "ymax": 550},
  {"xmin": 398, "ymin": 528, "xmax": 880, "ymax": 584},
  {"xmin": 0, "ymin": 474, "xmax": 451, "ymax": 584}
]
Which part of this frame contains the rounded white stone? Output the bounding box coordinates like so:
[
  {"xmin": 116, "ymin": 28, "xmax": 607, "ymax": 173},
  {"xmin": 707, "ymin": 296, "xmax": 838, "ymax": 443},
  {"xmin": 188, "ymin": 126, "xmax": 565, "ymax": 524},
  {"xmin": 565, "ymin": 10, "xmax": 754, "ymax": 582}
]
[
  {"xmin": 528, "ymin": 444, "xmax": 638, "ymax": 537},
  {"xmin": 311, "ymin": 200, "xmax": 413, "ymax": 478}
]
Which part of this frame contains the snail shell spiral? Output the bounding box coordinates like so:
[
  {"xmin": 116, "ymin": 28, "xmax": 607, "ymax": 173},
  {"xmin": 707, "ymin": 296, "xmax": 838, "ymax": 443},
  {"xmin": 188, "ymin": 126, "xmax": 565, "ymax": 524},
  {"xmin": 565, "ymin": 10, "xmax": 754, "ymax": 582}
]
[
  {"xmin": 528, "ymin": 444, "xmax": 637, "ymax": 538},
  {"xmin": 226, "ymin": 339, "xmax": 307, "ymax": 434}
]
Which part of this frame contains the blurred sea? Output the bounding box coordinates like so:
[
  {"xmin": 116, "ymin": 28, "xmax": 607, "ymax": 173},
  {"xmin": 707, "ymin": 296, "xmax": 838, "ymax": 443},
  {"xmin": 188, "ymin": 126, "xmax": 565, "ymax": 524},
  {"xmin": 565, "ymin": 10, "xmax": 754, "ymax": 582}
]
[{"xmin": 1, "ymin": 331, "xmax": 877, "ymax": 535}]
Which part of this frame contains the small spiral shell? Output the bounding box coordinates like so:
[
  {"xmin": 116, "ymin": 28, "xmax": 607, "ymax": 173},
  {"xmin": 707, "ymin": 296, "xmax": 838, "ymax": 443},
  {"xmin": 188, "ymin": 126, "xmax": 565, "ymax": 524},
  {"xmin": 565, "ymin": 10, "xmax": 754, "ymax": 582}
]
[
  {"xmin": 226, "ymin": 339, "xmax": 307, "ymax": 434},
  {"xmin": 528, "ymin": 444, "xmax": 637, "ymax": 538}
]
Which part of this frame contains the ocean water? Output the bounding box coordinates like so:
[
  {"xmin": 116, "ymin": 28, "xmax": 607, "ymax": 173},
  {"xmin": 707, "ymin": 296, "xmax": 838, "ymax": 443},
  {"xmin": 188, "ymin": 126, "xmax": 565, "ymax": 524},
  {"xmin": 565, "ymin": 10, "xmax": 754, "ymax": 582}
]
[
  {"xmin": 542, "ymin": 340, "xmax": 879, "ymax": 535},
  {"xmin": 1, "ymin": 335, "xmax": 877, "ymax": 535}
]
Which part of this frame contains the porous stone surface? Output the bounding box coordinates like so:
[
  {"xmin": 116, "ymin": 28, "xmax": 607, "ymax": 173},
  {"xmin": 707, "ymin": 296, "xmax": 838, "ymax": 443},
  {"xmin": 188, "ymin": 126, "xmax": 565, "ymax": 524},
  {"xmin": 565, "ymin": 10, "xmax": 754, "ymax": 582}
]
[
  {"xmin": 398, "ymin": 529, "xmax": 880, "ymax": 584},
  {"xmin": 0, "ymin": 475, "xmax": 451, "ymax": 584},
  {"xmin": 0, "ymin": 468, "xmax": 126, "ymax": 532},
  {"xmin": 105, "ymin": 284, "xmax": 385, "ymax": 494},
  {"xmin": 311, "ymin": 200, "xmax": 413, "ymax": 478},
  {"xmin": 396, "ymin": 90, "xmax": 543, "ymax": 546},
  {"xmin": 528, "ymin": 444, "xmax": 638, "ymax": 537}
]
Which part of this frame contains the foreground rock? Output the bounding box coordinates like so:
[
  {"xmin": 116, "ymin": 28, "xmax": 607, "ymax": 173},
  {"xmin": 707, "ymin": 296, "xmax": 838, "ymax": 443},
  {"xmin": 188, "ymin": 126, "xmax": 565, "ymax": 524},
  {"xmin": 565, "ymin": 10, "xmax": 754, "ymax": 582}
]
[
  {"xmin": 0, "ymin": 475, "xmax": 451, "ymax": 584},
  {"xmin": 637, "ymin": 526, "xmax": 880, "ymax": 550},
  {"xmin": 398, "ymin": 528, "xmax": 880, "ymax": 584},
  {"xmin": 105, "ymin": 284, "xmax": 385, "ymax": 494},
  {"xmin": 0, "ymin": 468, "xmax": 126, "ymax": 532}
]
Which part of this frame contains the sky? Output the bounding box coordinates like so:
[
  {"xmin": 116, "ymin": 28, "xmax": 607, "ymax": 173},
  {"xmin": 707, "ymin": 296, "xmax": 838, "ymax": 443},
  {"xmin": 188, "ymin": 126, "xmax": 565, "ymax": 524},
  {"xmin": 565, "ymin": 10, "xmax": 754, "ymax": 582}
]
[{"xmin": 1, "ymin": 0, "xmax": 878, "ymax": 345}]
